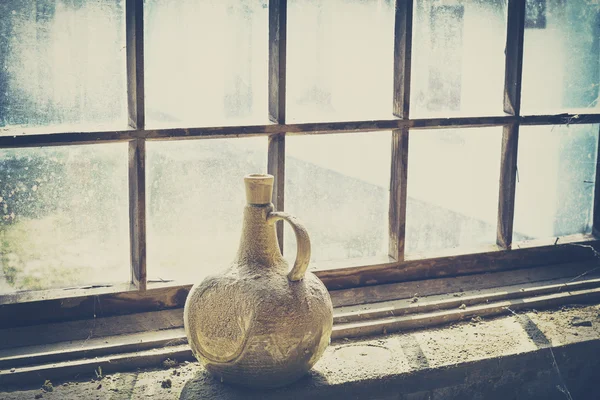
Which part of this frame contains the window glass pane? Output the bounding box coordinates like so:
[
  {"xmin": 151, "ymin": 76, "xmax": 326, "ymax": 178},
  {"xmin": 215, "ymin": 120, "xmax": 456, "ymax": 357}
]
[
  {"xmin": 146, "ymin": 137, "xmax": 267, "ymax": 282},
  {"xmin": 287, "ymin": 0, "xmax": 395, "ymax": 123},
  {"xmin": 514, "ymin": 124, "xmax": 598, "ymax": 241},
  {"xmin": 145, "ymin": 0, "xmax": 269, "ymax": 128},
  {"xmin": 285, "ymin": 132, "xmax": 391, "ymax": 266},
  {"xmin": 411, "ymin": 0, "xmax": 507, "ymax": 118},
  {"xmin": 0, "ymin": 0, "xmax": 127, "ymax": 131},
  {"xmin": 522, "ymin": 0, "xmax": 600, "ymax": 114},
  {"xmin": 0, "ymin": 144, "xmax": 129, "ymax": 294},
  {"xmin": 405, "ymin": 127, "xmax": 502, "ymax": 257}
]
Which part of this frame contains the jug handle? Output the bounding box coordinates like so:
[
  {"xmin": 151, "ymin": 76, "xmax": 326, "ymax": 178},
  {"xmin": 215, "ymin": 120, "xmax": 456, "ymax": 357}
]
[{"xmin": 267, "ymin": 212, "xmax": 311, "ymax": 282}]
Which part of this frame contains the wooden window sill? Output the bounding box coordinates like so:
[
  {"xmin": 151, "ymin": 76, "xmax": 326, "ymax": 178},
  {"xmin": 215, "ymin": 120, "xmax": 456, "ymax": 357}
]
[{"xmin": 2, "ymin": 235, "xmax": 598, "ymax": 331}]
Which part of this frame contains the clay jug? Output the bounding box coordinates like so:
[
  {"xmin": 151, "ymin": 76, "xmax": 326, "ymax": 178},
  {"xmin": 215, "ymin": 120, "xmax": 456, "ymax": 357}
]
[{"xmin": 184, "ymin": 174, "xmax": 333, "ymax": 388}]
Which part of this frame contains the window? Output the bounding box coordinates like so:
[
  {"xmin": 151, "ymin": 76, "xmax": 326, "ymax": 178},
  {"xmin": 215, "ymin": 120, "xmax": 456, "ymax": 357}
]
[{"xmin": 1, "ymin": 0, "xmax": 599, "ymax": 324}]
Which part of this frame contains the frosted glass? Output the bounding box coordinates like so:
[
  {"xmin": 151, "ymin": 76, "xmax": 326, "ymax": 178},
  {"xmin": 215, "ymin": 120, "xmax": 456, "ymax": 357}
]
[
  {"xmin": 0, "ymin": 144, "xmax": 129, "ymax": 294},
  {"xmin": 287, "ymin": 0, "xmax": 395, "ymax": 123},
  {"xmin": 514, "ymin": 124, "xmax": 598, "ymax": 241},
  {"xmin": 411, "ymin": 0, "xmax": 507, "ymax": 117},
  {"xmin": 144, "ymin": 0, "xmax": 269, "ymax": 128},
  {"xmin": 0, "ymin": 0, "xmax": 127, "ymax": 131},
  {"xmin": 405, "ymin": 127, "xmax": 502, "ymax": 256},
  {"xmin": 146, "ymin": 138, "xmax": 267, "ymax": 282},
  {"xmin": 285, "ymin": 132, "xmax": 391, "ymax": 265},
  {"xmin": 522, "ymin": 1, "xmax": 600, "ymax": 113}
]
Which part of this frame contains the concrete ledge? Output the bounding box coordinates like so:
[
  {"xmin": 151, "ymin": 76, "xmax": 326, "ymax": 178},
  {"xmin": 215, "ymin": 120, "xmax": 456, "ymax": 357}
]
[
  {"xmin": 2, "ymin": 304, "xmax": 600, "ymax": 399},
  {"xmin": 180, "ymin": 304, "xmax": 600, "ymax": 400},
  {"xmin": 180, "ymin": 340, "xmax": 599, "ymax": 400}
]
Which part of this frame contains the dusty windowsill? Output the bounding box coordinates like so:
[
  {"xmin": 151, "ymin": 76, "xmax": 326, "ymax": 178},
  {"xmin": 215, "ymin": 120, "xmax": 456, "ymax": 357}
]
[
  {"xmin": 2, "ymin": 262, "xmax": 600, "ymax": 389},
  {"xmin": 2, "ymin": 261, "xmax": 600, "ymax": 398},
  {"xmin": 2, "ymin": 304, "xmax": 600, "ymax": 399}
]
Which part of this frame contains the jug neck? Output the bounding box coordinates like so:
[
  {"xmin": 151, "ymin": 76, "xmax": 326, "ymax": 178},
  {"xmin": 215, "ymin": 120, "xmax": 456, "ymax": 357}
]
[{"xmin": 234, "ymin": 203, "xmax": 285, "ymax": 273}]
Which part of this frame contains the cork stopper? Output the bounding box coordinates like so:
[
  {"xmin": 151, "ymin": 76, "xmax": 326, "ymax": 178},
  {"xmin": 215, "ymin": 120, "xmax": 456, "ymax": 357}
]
[{"xmin": 244, "ymin": 174, "xmax": 274, "ymax": 205}]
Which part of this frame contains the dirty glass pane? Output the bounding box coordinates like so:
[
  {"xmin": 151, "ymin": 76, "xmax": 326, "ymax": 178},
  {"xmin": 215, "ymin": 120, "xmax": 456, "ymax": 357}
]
[
  {"xmin": 144, "ymin": 0, "xmax": 269, "ymax": 128},
  {"xmin": 405, "ymin": 127, "xmax": 502, "ymax": 257},
  {"xmin": 286, "ymin": 0, "xmax": 395, "ymax": 123},
  {"xmin": 146, "ymin": 138, "xmax": 267, "ymax": 282},
  {"xmin": 522, "ymin": 0, "xmax": 600, "ymax": 114},
  {"xmin": 514, "ymin": 124, "xmax": 598, "ymax": 241},
  {"xmin": 285, "ymin": 132, "xmax": 391, "ymax": 265},
  {"xmin": 411, "ymin": 0, "xmax": 507, "ymax": 117},
  {"xmin": 0, "ymin": 0, "xmax": 127, "ymax": 131},
  {"xmin": 0, "ymin": 144, "xmax": 129, "ymax": 294}
]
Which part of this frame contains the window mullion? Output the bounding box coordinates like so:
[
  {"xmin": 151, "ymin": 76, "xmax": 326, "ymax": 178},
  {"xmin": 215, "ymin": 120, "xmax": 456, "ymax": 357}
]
[
  {"xmin": 126, "ymin": 0, "xmax": 146, "ymax": 290},
  {"xmin": 503, "ymin": 0, "xmax": 525, "ymax": 117},
  {"xmin": 393, "ymin": 0, "xmax": 413, "ymax": 120},
  {"xmin": 389, "ymin": 0, "xmax": 413, "ymax": 261},
  {"xmin": 497, "ymin": 0, "xmax": 525, "ymax": 249},
  {"xmin": 128, "ymin": 138, "xmax": 147, "ymax": 290},
  {"xmin": 268, "ymin": 0, "xmax": 287, "ymax": 252},
  {"xmin": 497, "ymin": 123, "xmax": 520, "ymax": 249},
  {"xmin": 268, "ymin": 0, "xmax": 286, "ymax": 124},
  {"xmin": 268, "ymin": 134, "xmax": 285, "ymax": 252},
  {"xmin": 126, "ymin": 0, "xmax": 145, "ymax": 130},
  {"xmin": 593, "ymin": 125, "xmax": 600, "ymax": 237},
  {"xmin": 389, "ymin": 127, "xmax": 409, "ymax": 261}
]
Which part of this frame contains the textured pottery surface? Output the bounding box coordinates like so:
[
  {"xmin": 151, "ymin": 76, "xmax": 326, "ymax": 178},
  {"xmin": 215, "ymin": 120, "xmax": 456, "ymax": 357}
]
[{"xmin": 184, "ymin": 174, "xmax": 333, "ymax": 388}]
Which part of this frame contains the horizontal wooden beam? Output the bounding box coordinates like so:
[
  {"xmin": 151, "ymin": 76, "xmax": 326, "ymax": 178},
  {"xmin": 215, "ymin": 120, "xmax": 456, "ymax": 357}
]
[
  {"xmin": 317, "ymin": 237, "xmax": 600, "ymax": 290},
  {"xmin": 329, "ymin": 260, "xmax": 600, "ymax": 308},
  {"xmin": 0, "ymin": 284, "xmax": 191, "ymax": 328},
  {"xmin": 0, "ymin": 344, "xmax": 194, "ymax": 387},
  {"xmin": 332, "ymin": 286, "xmax": 600, "ymax": 340},
  {"xmin": 520, "ymin": 113, "xmax": 600, "ymax": 126},
  {"xmin": 3, "ymin": 113, "xmax": 600, "ymax": 148},
  {"xmin": 409, "ymin": 115, "xmax": 515, "ymax": 129},
  {"xmin": 0, "ymin": 327, "xmax": 185, "ymax": 369},
  {"xmin": 334, "ymin": 276, "xmax": 600, "ymax": 324},
  {"xmin": 0, "ymin": 309, "xmax": 184, "ymax": 350}
]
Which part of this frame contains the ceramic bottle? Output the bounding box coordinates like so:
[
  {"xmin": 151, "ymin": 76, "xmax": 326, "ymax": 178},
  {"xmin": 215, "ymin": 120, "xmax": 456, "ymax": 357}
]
[{"xmin": 184, "ymin": 174, "xmax": 333, "ymax": 388}]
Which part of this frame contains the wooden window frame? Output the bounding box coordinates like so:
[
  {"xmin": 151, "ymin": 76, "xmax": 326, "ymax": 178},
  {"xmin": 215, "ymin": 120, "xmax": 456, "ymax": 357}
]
[{"xmin": 1, "ymin": 0, "xmax": 600, "ymax": 328}]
